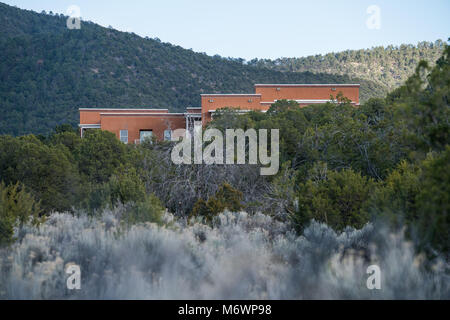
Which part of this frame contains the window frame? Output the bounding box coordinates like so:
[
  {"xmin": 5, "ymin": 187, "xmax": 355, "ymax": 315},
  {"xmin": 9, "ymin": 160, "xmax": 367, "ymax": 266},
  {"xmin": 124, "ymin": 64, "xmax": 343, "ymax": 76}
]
[{"xmin": 120, "ymin": 130, "xmax": 128, "ymax": 144}]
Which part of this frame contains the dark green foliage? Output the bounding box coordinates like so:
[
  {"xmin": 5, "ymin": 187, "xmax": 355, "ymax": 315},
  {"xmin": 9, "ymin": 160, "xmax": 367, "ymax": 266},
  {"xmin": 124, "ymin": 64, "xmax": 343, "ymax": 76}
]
[
  {"xmin": 416, "ymin": 148, "xmax": 450, "ymax": 254},
  {"xmin": 366, "ymin": 160, "xmax": 422, "ymax": 227},
  {"xmin": 369, "ymin": 150, "xmax": 449, "ymax": 255},
  {"xmin": 0, "ymin": 128, "xmax": 153, "ymax": 216},
  {"xmin": 214, "ymin": 99, "xmax": 405, "ymax": 180},
  {"xmin": 122, "ymin": 193, "xmax": 165, "ymax": 226},
  {"xmin": 388, "ymin": 45, "xmax": 450, "ymax": 154},
  {"xmin": 206, "ymin": 107, "xmax": 257, "ymax": 131},
  {"xmin": 79, "ymin": 181, "xmax": 112, "ymax": 214},
  {"xmin": 0, "ymin": 182, "xmax": 42, "ymax": 246},
  {"xmin": 267, "ymin": 99, "xmax": 302, "ymax": 115},
  {"xmin": 75, "ymin": 130, "xmax": 128, "ymax": 184},
  {"xmin": 214, "ymin": 183, "xmax": 244, "ymax": 212},
  {"xmin": 191, "ymin": 183, "xmax": 244, "ymax": 223},
  {"xmin": 49, "ymin": 131, "xmax": 82, "ymax": 153},
  {"xmin": 191, "ymin": 199, "xmax": 211, "ymax": 222},
  {"xmin": 109, "ymin": 167, "xmax": 146, "ymax": 206},
  {"xmin": 294, "ymin": 165, "xmax": 375, "ymax": 232},
  {"xmin": 0, "ymin": 134, "xmax": 80, "ymax": 212},
  {"xmin": 0, "ymin": 121, "xmax": 167, "ymax": 228}
]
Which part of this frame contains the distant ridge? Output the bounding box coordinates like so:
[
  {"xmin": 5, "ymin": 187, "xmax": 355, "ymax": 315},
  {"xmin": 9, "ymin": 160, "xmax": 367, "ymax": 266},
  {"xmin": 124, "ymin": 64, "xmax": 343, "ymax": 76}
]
[{"xmin": 248, "ymin": 40, "xmax": 445, "ymax": 91}]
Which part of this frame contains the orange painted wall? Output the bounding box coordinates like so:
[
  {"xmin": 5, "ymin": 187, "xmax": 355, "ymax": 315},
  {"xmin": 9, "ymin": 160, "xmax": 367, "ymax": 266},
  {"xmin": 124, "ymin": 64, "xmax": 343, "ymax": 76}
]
[
  {"xmin": 254, "ymin": 85, "xmax": 360, "ymax": 104},
  {"xmin": 80, "ymin": 109, "xmax": 169, "ymax": 125},
  {"xmin": 100, "ymin": 114, "xmax": 185, "ymax": 142},
  {"xmin": 187, "ymin": 108, "xmax": 202, "ymax": 114},
  {"xmin": 201, "ymin": 95, "xmax": 263, "ymax": 125}
]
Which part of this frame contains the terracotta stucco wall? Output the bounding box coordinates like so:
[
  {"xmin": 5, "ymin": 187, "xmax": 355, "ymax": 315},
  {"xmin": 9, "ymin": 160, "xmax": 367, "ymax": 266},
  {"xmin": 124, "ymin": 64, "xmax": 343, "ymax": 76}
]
[
  {"xmin": 255, "ymin": 85, "xmax": 360, "ymax": 104},
  {"xmin": 80, "ymin": 109, "xmax": 169, "ymax": 125},
  {"xmin": 201, "ymin": 95, "xmax": 263, "ymax": 125},
  {"xmin": 100, "ymin": 114, "xmax": 186, "ymax": 143}
]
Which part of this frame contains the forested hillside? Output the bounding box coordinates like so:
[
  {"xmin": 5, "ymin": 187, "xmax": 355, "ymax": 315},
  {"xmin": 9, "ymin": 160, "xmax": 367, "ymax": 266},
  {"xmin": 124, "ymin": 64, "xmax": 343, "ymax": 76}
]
[
  {"xmin": 249, "ymin": 41, "xmax": 445, "ymax": 91},
  {"xmin": 0, "ymin": 3, "xmax": 387, "ymax": 136}
]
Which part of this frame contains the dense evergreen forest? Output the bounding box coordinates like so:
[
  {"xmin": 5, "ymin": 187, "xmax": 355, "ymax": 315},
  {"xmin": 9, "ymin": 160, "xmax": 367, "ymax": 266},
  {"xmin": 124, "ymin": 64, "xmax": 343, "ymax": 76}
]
[{"xmin": 248, "ymin": 40, "xmax": 445, "ymax": 91}]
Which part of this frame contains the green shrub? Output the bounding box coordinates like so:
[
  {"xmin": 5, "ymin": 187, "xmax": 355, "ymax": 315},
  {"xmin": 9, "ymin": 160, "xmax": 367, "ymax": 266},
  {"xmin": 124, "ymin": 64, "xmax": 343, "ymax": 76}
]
[
  {"xmin": 76, "ymin": 130, "xmax": 129, "ymax": 184},
  {"xmin": 416, "ymin": 148, "xmax": 450, "ymax": 254},
  {"xmin": 367, "ymin": 148, "xmax": 449, "ymax": 255},
  {"xmin": 0, "ymin": 135, "xmax": 80, "ymax": 213},
  {"xmin": 78, "ymin": 182, "xmax": 112, "ymax": 215},
  {"xmin": 0, "ymin": 182, "xmax": 42, "ymax": 246},
  {"xmin": 366, "ymin": 160, "xmax": 422, "ymax": 227},
  {"xmin": 79, "ymin": 167, "xmax": 148, "ymax": 215},
  {"xmin": 108, "ymin": 167, "xmax": 146, "ymax": 206},
  {"xmin": 191, "ymin": 183, "xmax": 244, "ymax": 223},
  {"xmin": 294, "ymin": 164, "xmax": 376, "ymax": 232}
]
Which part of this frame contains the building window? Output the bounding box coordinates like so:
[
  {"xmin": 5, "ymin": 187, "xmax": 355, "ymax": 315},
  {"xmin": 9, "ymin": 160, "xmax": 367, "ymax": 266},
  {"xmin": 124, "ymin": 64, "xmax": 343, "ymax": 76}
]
[
  {"xmin": 164, "ymin": 130, "xmax": 172, "ymax": 141},
  {"xmin": 209, "ymin": 99, "xmax": 214, "ymax": 103},
  {"xmin": 140, "ymin": 130, "xmax": 153, "ymax": 143},
  {"xmin": 120, "ymin": 130, "xmax": 128, "ymax": 144}
]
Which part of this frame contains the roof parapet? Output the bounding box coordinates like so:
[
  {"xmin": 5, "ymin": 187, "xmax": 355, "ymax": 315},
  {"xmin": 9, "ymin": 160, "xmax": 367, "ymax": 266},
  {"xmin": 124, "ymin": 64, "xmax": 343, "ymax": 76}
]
[{"xmin": 254, "ymin": 84, "xmax": 360, "ymax": 87}]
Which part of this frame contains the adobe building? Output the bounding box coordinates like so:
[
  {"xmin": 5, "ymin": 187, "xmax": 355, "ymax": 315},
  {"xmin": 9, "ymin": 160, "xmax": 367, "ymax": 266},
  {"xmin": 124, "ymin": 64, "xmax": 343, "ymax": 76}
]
[{"xmin": 79, "ymin": 84, "xmax": 359, "ymax": 143}]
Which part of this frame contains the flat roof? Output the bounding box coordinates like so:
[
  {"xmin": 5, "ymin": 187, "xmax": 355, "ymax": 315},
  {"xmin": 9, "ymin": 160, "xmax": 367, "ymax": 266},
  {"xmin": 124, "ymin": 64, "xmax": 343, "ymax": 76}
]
[
  {"xmin": 261, "ymin": 99, "xmax": 358, "ymax": 104},
  {"xmin": 201, "ymin": 94, "xmax": 261, "ymax": 97},
  {"xmin": 209, "ymin": 109, "xmax": 254, "ymax": 113},
  {"xmin": 79, "ymin": 108, "xmax": 169, "ymax": 111},
  {"xmin": 100, "ymin": 113, "xmax": 185, "ymax": 116},
  {"xmin": 254, "ymin": 84, "xmax": 360, "ymax": 87}
]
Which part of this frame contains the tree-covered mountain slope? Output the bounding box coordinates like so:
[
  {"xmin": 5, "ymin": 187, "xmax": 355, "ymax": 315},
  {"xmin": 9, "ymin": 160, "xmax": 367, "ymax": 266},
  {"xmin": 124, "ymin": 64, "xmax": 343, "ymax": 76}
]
[
  {"xmin": 0, "ymin": 3, "xmax": 385, "ymax": 135},
  {"xmin": 248, "ymin": 40, "xmax": 446, "ymax": 91}
]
